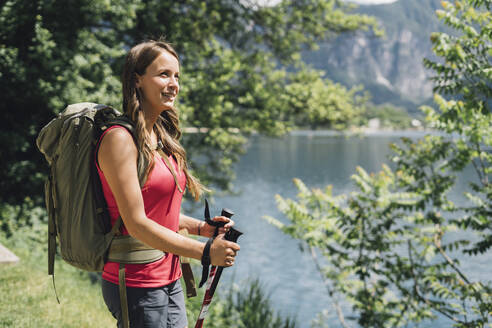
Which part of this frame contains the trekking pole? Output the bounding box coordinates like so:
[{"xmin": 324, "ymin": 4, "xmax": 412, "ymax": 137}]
[{"xmin": 195, "ymin": 201, "xmax": 242, "ymax": 328}]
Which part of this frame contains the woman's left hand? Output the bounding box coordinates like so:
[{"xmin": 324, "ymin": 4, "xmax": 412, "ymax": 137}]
[{"xmin": 200, "ymin": 216, "xmax": 234, "ymax": 237}]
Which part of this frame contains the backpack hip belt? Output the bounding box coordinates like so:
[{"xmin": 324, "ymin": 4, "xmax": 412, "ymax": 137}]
[
  {"xmin": 108, "ymin": 232, "xmax": 165, "ymax": 328},
  {"xmin": 107, "ymin": 235, "xmax": 164, "ymax": 264}
]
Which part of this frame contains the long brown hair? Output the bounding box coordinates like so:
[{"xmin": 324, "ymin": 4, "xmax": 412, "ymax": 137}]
[{"xmin": 122, "ymin": 39, "xmax": 205, "ymax": 200}]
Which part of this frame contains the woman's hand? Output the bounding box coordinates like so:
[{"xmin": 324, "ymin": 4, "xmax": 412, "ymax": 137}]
[
  {"xmin": 210, "ymin": 233, "xmax": 240, "ymax": 267},
  {"xmin": 199, "ymin": 216, "xmax": 235, "ymax": 237}
]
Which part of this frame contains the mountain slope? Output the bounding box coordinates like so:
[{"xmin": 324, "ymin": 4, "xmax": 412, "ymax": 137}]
[{"xmin": 303, "ymin": 0, "xmax": 447, "ymax": 113}]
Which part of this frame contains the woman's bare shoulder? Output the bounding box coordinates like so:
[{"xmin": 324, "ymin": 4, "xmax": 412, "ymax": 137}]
[{"xmin": 99, "ymin": 127, "xmax": 138, "ymax": 163}]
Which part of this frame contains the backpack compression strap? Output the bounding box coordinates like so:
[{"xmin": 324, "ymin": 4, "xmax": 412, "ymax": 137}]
[
  {"xmin": 178, "ymin": 229, "xmax": 197, "ymax": 298},
  {"xmin": 46, "ymin": 169, "xmax": 60, "ymax": 303}
]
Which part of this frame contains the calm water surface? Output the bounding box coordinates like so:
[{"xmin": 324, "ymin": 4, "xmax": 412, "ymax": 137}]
[{"xmin": 186, "ymin": 131, "xmax": 486, "ymax": 328}]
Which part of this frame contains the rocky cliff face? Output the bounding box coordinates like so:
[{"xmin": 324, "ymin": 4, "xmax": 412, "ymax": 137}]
[{"xmin": 303, "ymin": 0, "xmax": 445, "ymax": 112}]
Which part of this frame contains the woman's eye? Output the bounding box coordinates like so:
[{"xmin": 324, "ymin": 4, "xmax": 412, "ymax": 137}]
[{"xmin": 159, "ymin": 71, "xmax": 179, "ymax": 81}]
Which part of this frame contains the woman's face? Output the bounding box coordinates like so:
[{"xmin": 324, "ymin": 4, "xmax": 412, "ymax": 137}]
[{"xmin": 136, "ymin": 50, "xmax": 180, "ymax": 113}]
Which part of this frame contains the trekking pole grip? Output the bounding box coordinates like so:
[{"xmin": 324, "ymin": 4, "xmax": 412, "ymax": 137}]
[
  {"xmin": 221, "ymin": 208, "xmax": 242, "ymax": 243},
  {"xmin": 221, "ymin": 208, "xmax": 234, "ymax": 218}
]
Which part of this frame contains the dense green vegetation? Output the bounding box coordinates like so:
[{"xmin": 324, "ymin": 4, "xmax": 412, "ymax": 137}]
[
  {"xmin": 363, "ymin": 103, "xmax": 414, "ymax": 129},
  {"xmin": 186, "ymin": 278, "xmax": 297, "ymax": 328},
  {"xmin": 0, "ymin": 0, "xmax": 379, "ymax": 227},
  {"xmin": 268, "ymin": 0, "xmax": 491, "ymax": 327}
]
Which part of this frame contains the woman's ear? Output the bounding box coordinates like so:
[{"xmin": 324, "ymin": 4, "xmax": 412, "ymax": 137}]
[{"xmin": 135, "ymin": 73, "xmax": 141, "ymax": 88}]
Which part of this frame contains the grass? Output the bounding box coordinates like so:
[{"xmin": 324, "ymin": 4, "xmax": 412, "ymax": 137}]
[
  {"xmin": 0, "ymin": 224, "xmax": 229, "ymax": 328},
  {"xmin": 0, "ymin": 227, "xmax": 116, "ymax": 327},
  {"xmin": 0, "ymin": 219, "xmax": 298, "ymax": 328}
]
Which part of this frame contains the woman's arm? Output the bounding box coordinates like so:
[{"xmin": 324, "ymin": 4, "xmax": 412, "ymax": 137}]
[{"xmin": 98, "ymin": 128, "xmax": 239, "ymax": 265}]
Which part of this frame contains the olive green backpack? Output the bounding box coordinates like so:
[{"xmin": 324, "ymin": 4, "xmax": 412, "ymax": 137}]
[{"xmin": 37, "ymin": 103, "xmax": 164, "ymax": 328}]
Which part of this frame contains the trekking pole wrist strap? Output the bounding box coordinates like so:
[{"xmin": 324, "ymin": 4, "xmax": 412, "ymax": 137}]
[
  {"xmin": 201, "ymin": 238, "xmax": 213, "ymax": 266},
  {"xmin": 199, "ymin": 238, "xmax": 214, "ymax": 287}
]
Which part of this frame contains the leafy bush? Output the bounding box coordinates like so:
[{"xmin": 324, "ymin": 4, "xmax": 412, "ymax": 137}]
[
  {"xmin": 266, "ymin": 1, "xmax": 492, "ymax": 327},
  {"xmin": 186, "ymin": 278, "xmax": 297, "ymax": 328}
]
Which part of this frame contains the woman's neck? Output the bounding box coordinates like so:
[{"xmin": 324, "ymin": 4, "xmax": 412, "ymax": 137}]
[{"xmin": 142, "ymin": 111, "xmax": 159, "ymax": 146}]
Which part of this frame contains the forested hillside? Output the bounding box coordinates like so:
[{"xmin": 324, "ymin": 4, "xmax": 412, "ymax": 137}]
[{"xmin": 304, "ymin": 0, "xmax": 447, "ymax": 112}]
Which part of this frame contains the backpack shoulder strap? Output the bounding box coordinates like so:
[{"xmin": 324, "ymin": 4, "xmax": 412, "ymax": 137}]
[{"xmin": 94, "ymin": 111, "xmax": 148, "ymax": 187}]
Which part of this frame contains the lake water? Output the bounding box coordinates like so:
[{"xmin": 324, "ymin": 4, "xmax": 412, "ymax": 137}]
[{"xmin": 186, "ymin": 131, "xmax": 487, "ymax": 328}]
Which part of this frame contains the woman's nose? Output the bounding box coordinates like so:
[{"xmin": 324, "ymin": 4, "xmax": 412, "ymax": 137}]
[{"xmin": 169, "ymin": 77, "xmax": 179, "ymax": 90}]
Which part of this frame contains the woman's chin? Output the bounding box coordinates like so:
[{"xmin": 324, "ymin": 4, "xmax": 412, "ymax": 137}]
[{"xmin": 159, "ymin": 102, "xmax": 175, "ymax": 111}]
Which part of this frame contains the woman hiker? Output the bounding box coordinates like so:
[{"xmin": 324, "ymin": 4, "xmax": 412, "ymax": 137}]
[{"xmin": 96, "ymin": 39, "xmax": 240, "ymax": 328}]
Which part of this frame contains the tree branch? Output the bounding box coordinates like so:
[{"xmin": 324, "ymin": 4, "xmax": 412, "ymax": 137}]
[
  {"xmin": 434, "ymin": 223, "xmax": 471, "ymax": 284},
  {"xmin": 475, "ymin": 142, "xmax": 489, "ymax": 186},
  {"xmin": 309, "ymin": 245, "xmax": 351, "ymax": 328},
  {"xmin": 407, "ymin": 240, "xmax": 464, "ymax": 323}
]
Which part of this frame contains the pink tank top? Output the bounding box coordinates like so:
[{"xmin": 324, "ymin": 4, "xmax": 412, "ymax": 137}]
[{"xmin": 96, "ymin": 126, "xmax": 185, "ymax": 287}]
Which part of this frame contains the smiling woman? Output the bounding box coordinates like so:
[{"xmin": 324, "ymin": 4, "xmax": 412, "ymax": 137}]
[{"xmin": 97, "ymin": 39, "xmax": 241, "ymax": 328}]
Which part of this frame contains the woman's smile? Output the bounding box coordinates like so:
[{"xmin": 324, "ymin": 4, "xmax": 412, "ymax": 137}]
[{"xmin": 161, "ymin": 92, "xmax": 176, "ymax": 100}]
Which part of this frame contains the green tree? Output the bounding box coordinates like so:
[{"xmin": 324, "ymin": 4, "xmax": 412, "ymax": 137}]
[
  {"xmin": 0, "ymin": 0, "xmax": 139, "ymax": 228},
  {"xmin": 0, "ymin": 0, "xmax": 378, "ymax": 229},
  {"xmin": 266, "ymin": 1, "xmax": 491, "ymax": 327},
  {"xmin": 363, "ymin": 103, "xmax": 414, "ymax": 129},
  {"xmin": 278, "ymin": 68, "xmax": 369, "ymax": 130}
]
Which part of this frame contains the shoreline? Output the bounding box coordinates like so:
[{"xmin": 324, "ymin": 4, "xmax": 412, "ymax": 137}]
[
  {"xmin": 287, "ymin": 127, "xmax": 432, "ymax": 137},
  {"xmin": 182, "ymin": 126, "xmax": 440, "ymax": 137}
]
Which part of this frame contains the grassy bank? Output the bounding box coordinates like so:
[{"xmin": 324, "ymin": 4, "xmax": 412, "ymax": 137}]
[
  {"xmin": 0, "ymin": 227, "xmax": 116, "ymax": 327},
  {"xmin": 0, "ymin": 220, "xmax": 297, "ymax": 328}
]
